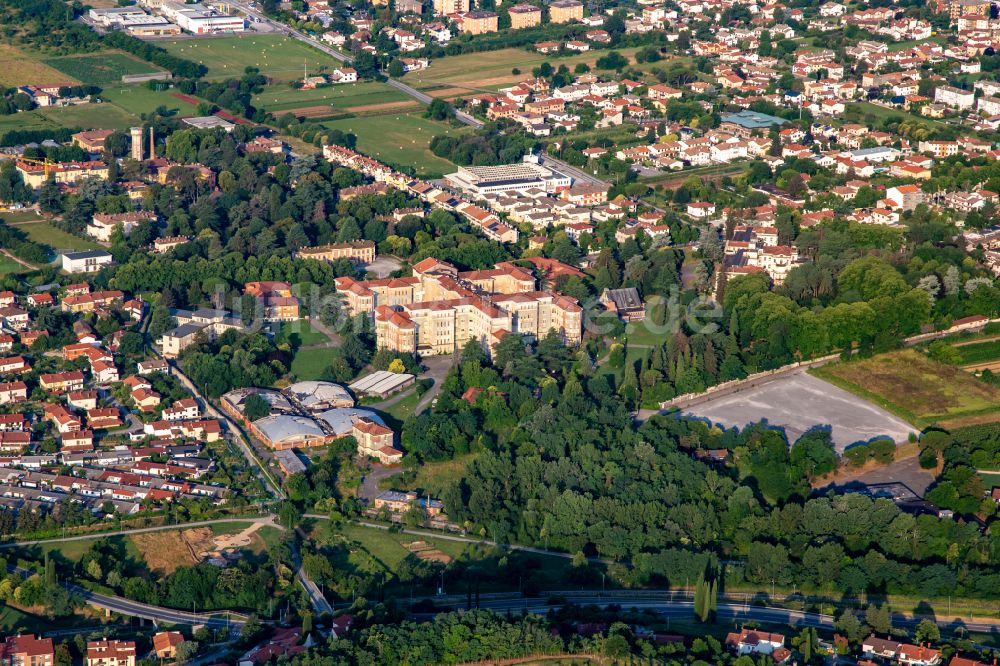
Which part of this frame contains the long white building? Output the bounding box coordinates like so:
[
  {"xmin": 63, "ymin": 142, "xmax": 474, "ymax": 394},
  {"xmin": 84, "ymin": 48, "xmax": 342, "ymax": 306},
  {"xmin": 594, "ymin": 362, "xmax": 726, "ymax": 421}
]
[{"xmin": 445, "ymin": 157, "xmax": 572, "ymax": 197}]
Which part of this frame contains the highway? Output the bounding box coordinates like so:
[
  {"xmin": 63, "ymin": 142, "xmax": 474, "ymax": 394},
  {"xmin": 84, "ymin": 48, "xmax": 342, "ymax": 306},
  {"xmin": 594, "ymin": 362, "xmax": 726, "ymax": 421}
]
[{"xmin": 434, "ymin": 595, "xmax": 1000, "ymax": 635}]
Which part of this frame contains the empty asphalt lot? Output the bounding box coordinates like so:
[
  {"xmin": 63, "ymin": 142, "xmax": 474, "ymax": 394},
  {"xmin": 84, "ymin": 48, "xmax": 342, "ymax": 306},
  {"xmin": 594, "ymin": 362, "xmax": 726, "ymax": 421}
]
[{"xmin": 681, "ymin": 371, "xmax": 916, "ymax": 452}]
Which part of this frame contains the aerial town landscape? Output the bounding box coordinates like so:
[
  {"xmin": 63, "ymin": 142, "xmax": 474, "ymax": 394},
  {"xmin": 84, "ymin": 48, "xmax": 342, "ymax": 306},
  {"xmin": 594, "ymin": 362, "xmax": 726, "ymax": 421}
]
[{"xmin": 5, "ymin": 0, "xmax": 1000, "ymax": 661}]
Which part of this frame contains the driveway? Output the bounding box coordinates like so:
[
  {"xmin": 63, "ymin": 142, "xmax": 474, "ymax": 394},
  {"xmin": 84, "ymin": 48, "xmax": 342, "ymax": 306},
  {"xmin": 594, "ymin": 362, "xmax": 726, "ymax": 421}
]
[
  {"xmin": 413, "ymin": 354, "xmax": 457, "ymax": 415},
  {"xmin": 357, "ymin": 464, "xmax": 399, "ymax": 504}
]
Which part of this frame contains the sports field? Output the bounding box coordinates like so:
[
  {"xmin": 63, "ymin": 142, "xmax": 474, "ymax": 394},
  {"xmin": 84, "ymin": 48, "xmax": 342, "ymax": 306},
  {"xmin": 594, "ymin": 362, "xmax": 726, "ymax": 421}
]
[
  {"xmin": 101, "ymin": 86, "xmax": 198, "ymax": 118},
  {"xmin": 43, "ymin": 52, "xmax": 161, "ymax": 85},
  {"xmin": 0, "ymin": 44, "xmax": 77, "ymax": 87},
  {"xmin": 403, "ymin": 46, "xmax": 642, "ymax": 96},
  {"xmin": 813, "ymin": 349, "xmax": 1000, "ymax": 426},
  {"xmin": 160, "ymin": 35, "xmax": 338, "ymax": 81},
  {"xmin": 323, "ymin": 113, "xmax": 460, "ymax": 175},
  {"xmin": 253, "ymin": 80, "xmax": 413, "ymax": 115}
]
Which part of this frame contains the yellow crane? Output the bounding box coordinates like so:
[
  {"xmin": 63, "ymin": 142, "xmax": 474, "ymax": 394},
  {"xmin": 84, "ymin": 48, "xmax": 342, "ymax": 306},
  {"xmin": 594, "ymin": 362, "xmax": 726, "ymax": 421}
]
[{"xmin": 15, "ymin": 156, "xmax": 51, "ymax": 176}]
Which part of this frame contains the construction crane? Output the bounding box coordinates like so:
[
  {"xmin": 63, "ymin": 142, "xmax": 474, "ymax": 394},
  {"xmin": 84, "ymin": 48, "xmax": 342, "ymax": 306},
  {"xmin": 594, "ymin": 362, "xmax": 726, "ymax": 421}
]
[{"xmin": 15, "ymin": 156, "xmax": 51, "ymax": 176}]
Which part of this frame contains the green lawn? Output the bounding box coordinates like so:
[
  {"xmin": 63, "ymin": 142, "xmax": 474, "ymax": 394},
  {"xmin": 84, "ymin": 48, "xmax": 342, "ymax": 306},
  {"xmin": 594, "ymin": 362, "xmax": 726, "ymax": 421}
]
[
  {"xmin": 273, "ymin": 320, "xmax": 330, "ymax": 347},
  {"xmin": 382, "ymin": 388, "xmax": 421, "ymax": 422},
  {"xmin": 0, "ymin": 256, "xmax": 24, "ymax": 276},
  {"xmin": 253, "ymin": 81, "xmax": 412, "ymax": 114},
  {"xmin": 15, "ymin": 533, "xmax": 142, "ymax": 565},
  {"xmin": 624, "ymin": 320, "xmax": 672, "ymax": 347},
  {"xmin": 161, "ymin": 35, "xmax": 340, "ymax": 82},
  {"xmin": 43, "ymin": 53, "xmax": 161, "ymax": 85},
  {"xmin": 338, "ymin": 523, "xmax": 470, "ymax": 569},
  {"xmin": 102, "ymin": 86, "xmax": 197, "ymax": 119},
  {"xmin": 323, "ymin": 113, "xmax": 460, "ymax": 176},
  {"xmin": 0, "ymin": 102, "xmax": 138, "ymax": 139},
  {"xmin": 14, "ymin": 221, "xmax": 101, "ymax": 252},
  {"xmin": 290, "ymin": 347, "xmax": 337, "ymax": 381}
]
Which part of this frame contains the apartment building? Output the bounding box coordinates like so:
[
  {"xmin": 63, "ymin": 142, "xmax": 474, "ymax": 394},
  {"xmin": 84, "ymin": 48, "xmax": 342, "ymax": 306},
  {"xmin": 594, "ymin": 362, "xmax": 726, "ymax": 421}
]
[
  {"xmin": 459, "ymin": 10, "xmax": 499, "ymax": 34},
  {"xmin": 86, "ymin": 640, "xmax": 136, "ymax": 666},
  {"xmin": 934, "ymin": 85, "xmax": 974, "ymax": 109},
  {"xmin": 432, "ymin": 0, "xmax": 468, "ymax": 13},
  {"xmin": 549, "ymin": 0, "xmax": 583, "ymax": 23},
  {"xmin": 508, "ymin": 3, "xmax": 542, "ymax": 28},
  {"xmin": 0, "ymin": 635, "xmax": 54, "ymax": 666}
]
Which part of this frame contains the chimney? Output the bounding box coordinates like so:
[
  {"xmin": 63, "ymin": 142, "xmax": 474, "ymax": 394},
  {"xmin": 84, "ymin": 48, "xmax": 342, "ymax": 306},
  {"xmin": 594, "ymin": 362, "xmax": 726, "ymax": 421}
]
[{"xmin": 149, "ymin": 127, "xmax": 155, "ymax": 161}]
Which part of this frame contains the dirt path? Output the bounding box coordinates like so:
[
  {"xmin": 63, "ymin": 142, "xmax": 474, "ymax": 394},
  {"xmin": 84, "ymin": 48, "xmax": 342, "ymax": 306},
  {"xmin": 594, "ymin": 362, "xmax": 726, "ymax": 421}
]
[
  {"xmin": 0, "ymin": 249, "xmax": 40, "ymax": 270},
  {"xmin": 952, "ymin": 335, "xmax": 1000, "ymax": 348}
]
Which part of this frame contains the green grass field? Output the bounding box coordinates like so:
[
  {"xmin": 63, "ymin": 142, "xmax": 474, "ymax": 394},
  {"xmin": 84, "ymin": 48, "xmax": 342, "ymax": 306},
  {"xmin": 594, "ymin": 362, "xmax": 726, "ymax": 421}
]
[
  {"xmin": 14, "ymin": 221, "xmax": 100, "ymax": 252},
  {"xmin": 0, "ymin": 102, "xmax": 138, "ymax": 138},
  {"xmin": 43, "ymin": 53, "xmax": 161, "ymax": 85},
  {"xmin": 161, "ymin": 35, "xmax": 339, "ymax": 82},
  {"xmin": 102, "ymin": 86, "xmax": 197, "ymax": 119},
  {"xmin": 253, "ymin": 81, "xmax": 412, "ymax": 114},
  {"xmin": 273, "ymin": 320, "xmax": 330, "ymax": 347},
  {"xmin": 813, "ymin": 349, "xmax": 1000, "ymax": 425},
  {"xmin": 0, "ymin": 256, "xmax": 24, "ymax": 276},
  {"xmin": 323, "ymin": 113, "xmax": 459, "ymax": 176},
  {"xmin": 290, "ymin": 347, "xmax": 336, "ymax": 381}
]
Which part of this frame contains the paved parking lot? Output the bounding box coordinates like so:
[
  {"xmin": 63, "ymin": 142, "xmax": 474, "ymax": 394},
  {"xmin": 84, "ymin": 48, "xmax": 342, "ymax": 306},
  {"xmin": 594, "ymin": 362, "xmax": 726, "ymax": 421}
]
[{"xmin": 682, "ymin": 372, "xmax": 916, "ymax": 452}]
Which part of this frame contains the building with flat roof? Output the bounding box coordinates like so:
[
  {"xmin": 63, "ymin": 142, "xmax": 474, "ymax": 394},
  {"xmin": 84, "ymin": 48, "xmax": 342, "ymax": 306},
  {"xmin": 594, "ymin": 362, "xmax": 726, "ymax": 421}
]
[
  {"xmin": 509, "ymin": 3, "xmax": 542, "ymax": 28},
  {"xmin": 458, "ymin": 10, "xmax": 499, "ymax": 34},
  {"xmin": 433, "ymin": 0, "xmax": 468, "ymax": 13},
  {"xmin": 182, "ymin": 116, "xmax": 236, "ymax": 132},
  {"xmin": 445, "ymin": 159, "xmax": 572, "ymax": 196},
  {"xmin": 61, "ymin": 250, "xmax": 112, "ymax": 274},
  {"xmin": 549, "ymin": 0, "xmax": 583, "ymax": 23}
]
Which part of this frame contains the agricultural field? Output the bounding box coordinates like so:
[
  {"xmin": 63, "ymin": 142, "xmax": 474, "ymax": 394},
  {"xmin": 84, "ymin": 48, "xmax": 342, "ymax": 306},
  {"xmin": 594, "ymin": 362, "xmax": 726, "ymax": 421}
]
[
  {"xmin": 11, "ymin": 220, "xmax": 101, "ymax": 253},
  {"xmin": 323, "ymin": 113, "xmax": 460, "ymax": 176},
  {"xmin": 813, "ymin": 349, "xmax": 1000, "ymax": 426},
  {"xmin": 402, "ymin": 46, "xmax": 642, "ymax": 97},
  {"xmin": 0, "ymin": 43, "xmax": 77, "ymax": 88},
  {"xmin": 161, "ymin": 35, "xmax": 338, "ymax": 82},
  {"xmin": 253, "ymin": 80, "xmax": 412, "ymax": 115},
  {"xmin": 43, "ymin": 53, "xmax": 161, "ymax": 85},
  {"xmin": 952, "ymin": 338, "xmax": 1000, "ymax": 367}
]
